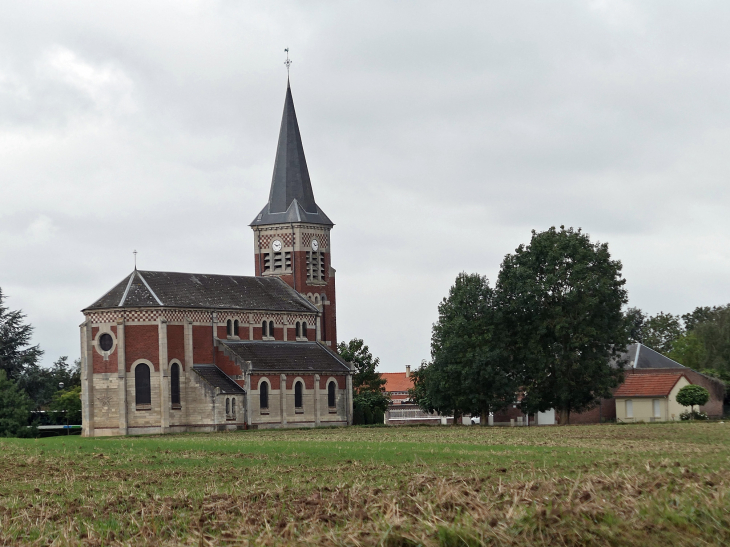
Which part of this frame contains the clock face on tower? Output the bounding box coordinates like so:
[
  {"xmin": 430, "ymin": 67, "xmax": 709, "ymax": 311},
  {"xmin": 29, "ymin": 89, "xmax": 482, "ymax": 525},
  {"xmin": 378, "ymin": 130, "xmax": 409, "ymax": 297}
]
[
  {"xmin": 311, "ymin": 239, "xmax": 319, "ymax": 251},
  {"xmin": 272, "ymin": 239, "xmax": 282, "ymax": 252}
]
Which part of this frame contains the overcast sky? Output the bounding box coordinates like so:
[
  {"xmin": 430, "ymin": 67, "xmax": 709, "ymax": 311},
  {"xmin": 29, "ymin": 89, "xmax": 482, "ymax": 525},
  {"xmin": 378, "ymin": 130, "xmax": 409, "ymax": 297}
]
[{"xmin": 2, "ymin": 1, "xmax": 730, "ymax": 372}]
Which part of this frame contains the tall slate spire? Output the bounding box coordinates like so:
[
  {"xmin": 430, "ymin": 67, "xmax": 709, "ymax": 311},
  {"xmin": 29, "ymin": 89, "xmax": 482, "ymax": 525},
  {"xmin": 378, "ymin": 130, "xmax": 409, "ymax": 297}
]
[{"xmin": 251, "ymin": 82, "xmax": 332, "ymax": 226}]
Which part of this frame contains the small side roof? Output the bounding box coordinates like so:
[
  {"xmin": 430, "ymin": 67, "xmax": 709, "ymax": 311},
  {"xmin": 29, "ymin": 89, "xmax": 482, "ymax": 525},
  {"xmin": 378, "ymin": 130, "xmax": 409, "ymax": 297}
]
[
  {"xmin": 84, "ymin": 270, "xmax": 317, "ymax": 314},
  {"xmin": 219, "ymin": 340, "xmax": 350, "ymax": 374},
  {"xmin": 192, "ymin": 365, "xmax": 246, "ymax": 394},
  {"xmin": 614, "ymin": 373, "xmax": 687, "ymax": 398}
]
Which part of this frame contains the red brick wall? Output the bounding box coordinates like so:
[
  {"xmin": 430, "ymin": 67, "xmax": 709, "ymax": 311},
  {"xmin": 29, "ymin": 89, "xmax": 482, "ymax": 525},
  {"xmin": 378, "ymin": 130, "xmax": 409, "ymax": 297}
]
[
  {"xmin": 167, "ymin": 325, "xmax": 185, "ymax": 369},
  {"xmin": 320, "ymin": 375, "xmax": 346, "ymax": 389},
  {"xmin": 91, "ymin": 326, "xmax": 118, "ymax": 374},
  {"xmin": 125, "ymin": 324, "xmax": 159, "ymax": 371},
  {"xmin": 214, "ymin": 346, "xmax": 241, "ymax": 377},
  {"xmin": 493, "ymin": 406, "xmax": 535, "ymax": 423},
  {"xmin": 252, "ymin": 326, "xmax": 263, "ymax": 340},
  {"xmin": 193, "ymin": 325, "xmax": 214, "ymax": 365},
  {"xmin": 287, "ymin": 375, "xmax": 315, "ymax": 389},
  {"xmin": 251, "ymin": 374, "xmax": 280, "ymax": 390},
  {"xmin": 217, "ymin": 325, "xmax": 228, "ymax": 339}
]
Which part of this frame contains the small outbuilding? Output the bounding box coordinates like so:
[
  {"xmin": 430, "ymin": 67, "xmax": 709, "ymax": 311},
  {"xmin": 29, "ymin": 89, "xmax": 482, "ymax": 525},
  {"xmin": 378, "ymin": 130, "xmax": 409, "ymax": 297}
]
[{"xmin": 614, "ymin": 373, "xmax": 691, "ymax": 422}]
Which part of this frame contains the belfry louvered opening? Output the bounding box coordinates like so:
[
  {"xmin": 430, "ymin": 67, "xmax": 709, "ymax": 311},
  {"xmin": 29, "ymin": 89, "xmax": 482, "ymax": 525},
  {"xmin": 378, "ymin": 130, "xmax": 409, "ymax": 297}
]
[{"xmin": 306, "ymin": 251, "xmax": 326, "ymax": 281}]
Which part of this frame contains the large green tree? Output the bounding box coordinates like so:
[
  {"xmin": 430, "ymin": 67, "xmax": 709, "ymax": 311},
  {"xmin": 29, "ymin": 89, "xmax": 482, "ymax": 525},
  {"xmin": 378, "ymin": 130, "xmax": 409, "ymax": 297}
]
[
  {"xmin": 337, "ymin": 339, "xmax": 390, "ymax": 418},
  {"xmin": 0, "ymin": 287, "xmax": 43, "ymax": 381},
  {"xmin": 642, "ymin": 312, "xmax": 683, "ymax": 355},
  {"xmin": 0, "ymin": 370, "xmax": 35, "ymax": 437},
  {"xmin": 496, "ymin": 226, "xmax": 629, "ymax": 424},
  {"xmin": 49, "ymin": 385, "xmax": 82, "ymax": 425},
  {"xmin": 413, "ymin": 273, "xmax": 517, "ymax": 423},
  {"xmin": 624, "ymin": 307, "xmax": 647, "ymax": 344},
  {"xmin": 19, "ymin": 356, "xmax": 80, "ymax": 410}
]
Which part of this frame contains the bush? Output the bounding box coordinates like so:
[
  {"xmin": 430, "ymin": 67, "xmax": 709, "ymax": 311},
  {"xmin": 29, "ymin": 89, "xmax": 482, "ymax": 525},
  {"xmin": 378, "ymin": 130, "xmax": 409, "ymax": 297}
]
[
  {"xmin": 373, "ymin": 409, "xmax": 385, "ymax": 425},
  {"xmin": 676, "ymin": 384, "xmax": 710, "ymax": 410},
  {"xmin": 353, "ymin": 406, "xmax": 365, "ymax": 425},
  {"xmin": 680, "ymin": 410, "xmax": 708, "ymax": 421},
  {"xmin": 363, "ymin": 407, "xmax": 374, "ymax": 425}
]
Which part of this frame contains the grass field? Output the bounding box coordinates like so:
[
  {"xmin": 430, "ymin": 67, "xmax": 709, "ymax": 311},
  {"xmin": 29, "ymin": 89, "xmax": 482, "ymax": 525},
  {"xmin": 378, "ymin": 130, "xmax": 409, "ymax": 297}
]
[{"xmin": 1, "ymin": 423, "xmax": 729, "ymax": 546}]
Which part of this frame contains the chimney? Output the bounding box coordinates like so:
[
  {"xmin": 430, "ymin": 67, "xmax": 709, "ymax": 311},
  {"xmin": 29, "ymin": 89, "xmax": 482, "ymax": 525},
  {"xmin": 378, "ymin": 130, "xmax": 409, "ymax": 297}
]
[{"xmin": 405, "ymin": 365, "xmax": 410, "ymax": 378}]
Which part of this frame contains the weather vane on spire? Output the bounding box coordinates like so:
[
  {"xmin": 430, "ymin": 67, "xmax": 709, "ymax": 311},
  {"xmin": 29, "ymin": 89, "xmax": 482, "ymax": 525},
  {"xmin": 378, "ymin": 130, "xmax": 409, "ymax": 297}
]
[
  {"xmin": 133, "ymin": 249, "xmax": 137, "ymax": 270},
  {"xmin": 284, "ymin": 48, "xmax": 292, "ymax": 77}
]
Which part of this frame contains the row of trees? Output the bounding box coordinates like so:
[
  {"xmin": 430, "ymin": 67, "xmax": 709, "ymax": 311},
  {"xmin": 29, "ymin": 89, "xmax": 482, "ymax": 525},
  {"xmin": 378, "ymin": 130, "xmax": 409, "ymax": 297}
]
[
  {"xmin": 411, "ymin": 227, "xmax": 630, "ymax": 425},
  {"xmin": 0, "ymin": 287, "xmax": 81, "ymax": 437},
  {"xmin": 626, "ymin": 305, "xmax": 730, "ymax": 385}
]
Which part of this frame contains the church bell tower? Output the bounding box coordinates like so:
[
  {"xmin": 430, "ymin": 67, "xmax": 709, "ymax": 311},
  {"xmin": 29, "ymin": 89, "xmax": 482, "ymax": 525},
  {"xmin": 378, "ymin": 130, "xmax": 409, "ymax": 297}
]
[{"xmin": 250, "ymin": 82, "xmax": 337, "ymax": 347}]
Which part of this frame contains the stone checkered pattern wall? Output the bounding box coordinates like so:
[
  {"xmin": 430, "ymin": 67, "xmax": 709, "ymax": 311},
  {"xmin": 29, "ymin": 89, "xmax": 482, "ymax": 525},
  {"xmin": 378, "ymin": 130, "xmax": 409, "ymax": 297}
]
[
  {"xmin": 301, "ymin": 232, "xmax": 329, "ymax": 249},
  {"xmin": 260, "ymin": 233, "xmax": 295, "ymax": 249}
]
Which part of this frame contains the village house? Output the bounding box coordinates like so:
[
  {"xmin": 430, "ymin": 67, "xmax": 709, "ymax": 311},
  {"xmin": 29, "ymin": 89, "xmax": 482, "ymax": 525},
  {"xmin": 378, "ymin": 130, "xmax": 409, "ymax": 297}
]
[{"xmin": 614, "ymin": 373, "xmax": 691, "ymax": 422}]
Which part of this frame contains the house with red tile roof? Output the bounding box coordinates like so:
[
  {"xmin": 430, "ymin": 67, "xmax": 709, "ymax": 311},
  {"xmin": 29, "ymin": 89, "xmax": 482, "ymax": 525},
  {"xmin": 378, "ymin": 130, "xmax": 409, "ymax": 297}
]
[
  {"xmin": 614, "ymin": 372, "xmax": 690, "ymax": 422},
  {"xmin": 382, "ymin": 366, "xmax": 415, "ymax": 404},
  {"xmin": 382, "ymin": 366, "xmax": 446, "ymax": 425}
]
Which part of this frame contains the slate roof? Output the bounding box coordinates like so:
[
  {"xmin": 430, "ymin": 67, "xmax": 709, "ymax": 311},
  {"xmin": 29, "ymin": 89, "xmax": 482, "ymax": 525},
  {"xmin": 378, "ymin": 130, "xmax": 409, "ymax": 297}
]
[
  {"xmin": 614, "ymin": 373, "xmax": 686, "ymax": 398},
  {"xmin": 192, "ymin": 365, "xmax": 246, "ymax": 394},
  {"xmin": 250, "ymin": 82, "xmax": 332, "ymax": 227},
  {"xmin": 219, "ymin": 340, "xmax": 350, "ymax": 373},
  {"xmin": 382, "ymin": 373, "xmax": 414, "ymax": 394},
  {"xmin": 622, "ymin": 343, "xmax": 686, "ymax": 369},
  {"xmin": 84, "ymin": 270, "xmax": 318, "ymax": 313}
]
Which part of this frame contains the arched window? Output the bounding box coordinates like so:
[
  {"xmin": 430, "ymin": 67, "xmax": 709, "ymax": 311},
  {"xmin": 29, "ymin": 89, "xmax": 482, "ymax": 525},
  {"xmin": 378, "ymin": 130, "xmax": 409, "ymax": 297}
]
[
  {"xmin": 234, "ymin": 320, "xmax": 239, "ymax": 337},
  {"xmin": 314, "ymin": 294, "xmax": 319, "ymax": 305},
  {"xmin": 328, "ymin": 381, "xmax": 336, "ymax": 408},
  {"xmin": 226, "ymin": 319, "xmax": 232, "ymax": 336},
  {"xmin": 135, "ymin": 363, "xmax": 151, "ymax": 408},
  {"xmin": 295, "ymin": 381, "xmax": 303, "ymax": 409},
  {"xmin": 260, "ymin": 381, "xmax": 269, "ymax": 410},
  {"xmin": 226, "ymin": 398, "xmax": 230, "ymax": 415},
  {"xmin": 170, "ymin": 363, "xmax": 181, "ymax": 407},
  {"xmin": 262, "ymin": 321, "xmax": 268, "ymax": 337},
  {"xmin": 231, "ymin": 398, "xmax": 236, "ymax": 416},
  {"xmin": 302, "ymin": 322, "xmax": 308, "ymax": 339},
  {"xmin": 296, "ymin": 322, "xmax": 301, "ymax": 338},
  {"xmin": 269, "ymin": 321, "xmax": 275, "ymax": 339}
]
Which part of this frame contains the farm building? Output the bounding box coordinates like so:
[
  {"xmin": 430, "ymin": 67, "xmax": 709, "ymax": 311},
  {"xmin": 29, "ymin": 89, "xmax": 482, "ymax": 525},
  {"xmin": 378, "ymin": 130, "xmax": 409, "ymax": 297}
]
[
  {"xmin": 79, "ymin": 82, "xmax": 353, "ymax": 437},
  {"xmin": 492, "ymin": 342, "xmax": 725, "ymax": 425}
]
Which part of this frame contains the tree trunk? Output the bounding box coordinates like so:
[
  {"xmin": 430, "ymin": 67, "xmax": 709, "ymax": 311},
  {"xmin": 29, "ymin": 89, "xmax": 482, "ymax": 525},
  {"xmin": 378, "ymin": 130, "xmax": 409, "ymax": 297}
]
[
  {"xmin": 454, "ymin": 411, "xmax": 461, "ymax": 426},
  {"xmin": 480, "ymin": 408, "xmax": 488, "ymax": 427},
  {"xmin": 558, "ymin": 409, "xmax": 570, "ymax": 425}
]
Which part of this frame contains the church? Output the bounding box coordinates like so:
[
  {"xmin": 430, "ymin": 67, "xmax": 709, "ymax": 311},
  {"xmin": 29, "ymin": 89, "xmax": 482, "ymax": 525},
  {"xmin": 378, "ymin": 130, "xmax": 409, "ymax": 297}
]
[{"xmin": 79, "ymin": 81, "xmax": 353, "ymax": 436}]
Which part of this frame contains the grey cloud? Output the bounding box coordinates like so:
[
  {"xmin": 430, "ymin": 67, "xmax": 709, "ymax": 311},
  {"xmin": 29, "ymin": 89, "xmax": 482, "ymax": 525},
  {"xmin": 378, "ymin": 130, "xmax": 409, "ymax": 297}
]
[{"xmin": 1, "ymin": 1, "xmax": 730, "ymax": 371}]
